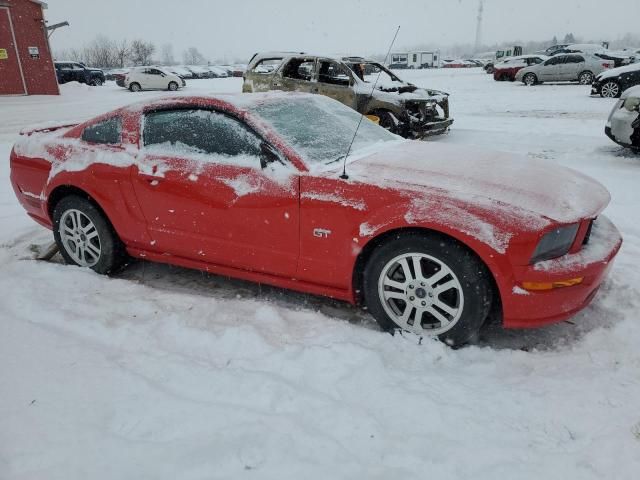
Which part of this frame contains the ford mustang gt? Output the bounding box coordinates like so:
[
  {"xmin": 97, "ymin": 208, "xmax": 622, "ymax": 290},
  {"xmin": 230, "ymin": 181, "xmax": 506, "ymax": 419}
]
[{"xmin": 10, "ymin": 93, "xmax": 622, "ymax": 346}]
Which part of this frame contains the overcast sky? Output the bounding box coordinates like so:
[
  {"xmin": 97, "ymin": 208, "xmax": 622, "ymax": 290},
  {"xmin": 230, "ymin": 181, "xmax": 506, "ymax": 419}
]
[{"xmin": 46, "ymin": 0, "xmax": 640, "ymax": 61}]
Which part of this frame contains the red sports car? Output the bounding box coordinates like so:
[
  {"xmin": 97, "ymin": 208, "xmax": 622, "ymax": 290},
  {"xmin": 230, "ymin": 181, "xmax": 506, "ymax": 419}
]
[{"xmin": 10, "ymin": 93, "xmax": 622, "ymax": 346}]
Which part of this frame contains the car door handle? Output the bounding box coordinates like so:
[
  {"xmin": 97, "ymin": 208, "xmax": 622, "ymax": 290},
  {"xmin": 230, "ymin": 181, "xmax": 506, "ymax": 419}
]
[{"xmin": 139, "ymin": 173, "xmax": 161, "ymax": 185}]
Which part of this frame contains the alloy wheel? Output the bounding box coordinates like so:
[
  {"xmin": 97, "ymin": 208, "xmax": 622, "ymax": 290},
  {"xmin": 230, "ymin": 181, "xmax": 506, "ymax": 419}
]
[
  {"xmin": 377, "ymin": 253, "xmax": 464, "ymax": 336},
  {"xmin": 59, "ymin": 209, "xmax": 102, "ymax": 267},
  {"xmin": 579, "ymin": 72, "xmax": 593, "ymax": 85},
  {"xmin": 601, "ymin": 82, "xmax": 620, "ymax": 98}
]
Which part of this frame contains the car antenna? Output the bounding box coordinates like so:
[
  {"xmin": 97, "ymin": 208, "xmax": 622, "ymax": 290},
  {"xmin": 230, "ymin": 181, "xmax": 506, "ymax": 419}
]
[{"xmin": 339, "ymin": 25, "xmax": 401, "ymax": 180}]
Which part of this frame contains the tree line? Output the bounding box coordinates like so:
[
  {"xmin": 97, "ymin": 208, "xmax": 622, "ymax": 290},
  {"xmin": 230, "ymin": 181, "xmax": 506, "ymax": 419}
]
[{"xmin": 53, "ymin": 35, "xmax": 213, "ymax": 68}]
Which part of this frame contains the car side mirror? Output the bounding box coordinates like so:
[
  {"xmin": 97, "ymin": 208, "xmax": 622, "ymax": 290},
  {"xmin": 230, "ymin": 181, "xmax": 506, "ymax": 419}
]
[{"xmin": 260, "ymin": 142, "xmax": 281, "ymax": 169}]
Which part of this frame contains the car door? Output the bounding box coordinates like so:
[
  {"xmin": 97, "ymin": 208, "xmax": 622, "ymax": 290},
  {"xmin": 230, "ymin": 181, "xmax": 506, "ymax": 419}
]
[
  {"xmin": 314, "ymin": 59, "xmax": 357, "ymax": 109},
  {"xmin": 560, "ymin": 55, "xmax": 585, "ymax": 81},
  {"xmin": 131, "ymin": 107, "xmax": 300, "ymax": 277},
  {"xmin": 271, "ymin": 57, "xmax": 317, "ymax": 93},
  {"xmin": 539, "ymin": 56, "xmax": 563, "ymax": 81},
  {"xmin": 71, "ymin": 63, "xmax": 88, "ymax": 83},
  {"xmin": 143, "ymin": 68, "xmax": 165, "ymax": 89},
  {"xmin": 57, "ymin": 63, "xmax": 73, "ymax": 83}
]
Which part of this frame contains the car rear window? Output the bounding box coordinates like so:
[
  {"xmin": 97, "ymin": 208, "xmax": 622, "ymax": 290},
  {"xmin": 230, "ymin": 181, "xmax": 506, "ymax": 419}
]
[{"xmin": 81, "ymin": 117, "xmax": 122, "ymax": 145}]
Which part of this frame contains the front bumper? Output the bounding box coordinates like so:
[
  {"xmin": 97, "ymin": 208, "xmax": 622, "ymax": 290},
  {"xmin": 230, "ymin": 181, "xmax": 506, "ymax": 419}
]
[
  {"xmin": 605, "ymin": 102, "xmax": 640, "ymax": 149},
  {"xmin": 502, "ymin": 215, "xmax": 622, "ymax": 328},
  {"xmin": 591, "ymin": 80, "xmax": 602, "ymax": 96}
]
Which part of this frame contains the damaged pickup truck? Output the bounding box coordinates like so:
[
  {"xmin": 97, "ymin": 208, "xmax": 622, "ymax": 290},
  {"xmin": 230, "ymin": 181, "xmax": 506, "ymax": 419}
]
[{"xmin": 243, "ymin": 53, "xmax": 453, "ymax": 138}]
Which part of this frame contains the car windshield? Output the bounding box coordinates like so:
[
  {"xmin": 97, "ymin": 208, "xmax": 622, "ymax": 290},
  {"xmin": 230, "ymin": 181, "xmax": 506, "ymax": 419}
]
[{"xmin": 250, "ymin": 96, "xmax": 398, "ymax": 165}]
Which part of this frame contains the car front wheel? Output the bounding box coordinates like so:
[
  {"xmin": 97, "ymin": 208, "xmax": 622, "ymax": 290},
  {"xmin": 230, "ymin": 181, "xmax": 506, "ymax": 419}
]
[
  {"xmin": 600, "ymin": 81, "xmax": 621, "ymax": 98},
  {"xmin": 168, "ymin": 81, "xmax": 179, "ymax": 91},
  {"xmin": 91, "ymin": 78, "xmax": 103, "ymax": 86},
  {"xmin": 523, "ymin": 73, "xmax": 537, "ymax": 86},
  {"xmin": 53, "ymin": 195, "xmax": 126, "ymax": 275},
  {"xmin": 363, "ymin": 233, "xmax": 492, "ymax": 347}
]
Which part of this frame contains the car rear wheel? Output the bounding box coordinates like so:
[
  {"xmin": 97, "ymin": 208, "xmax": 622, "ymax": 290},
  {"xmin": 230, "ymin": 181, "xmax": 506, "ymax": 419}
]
[
  {"xmin": 579, "ymin": 71, "xmax": 594, "ymax": 85},
  {"xmin": 523, "ymin": 73, "xmax": 537, "ymax": 86},
  {"xmin": 129, "ymin": 82, "xmax": 142, "ymax": 92},
  {"xmin": 53, "ymin": 195, "xmax": 126, "ymax": 275},
  {"xmin": 363, "ymin": 233, "xmax": 492, "ymax": 347},
  {"xmin": 600, "ymin": 81, "xmax": 621, "ymax": 98},
  {"xmin": 168, "ymin": 81, "xmax": 179, "ymax": 91}
]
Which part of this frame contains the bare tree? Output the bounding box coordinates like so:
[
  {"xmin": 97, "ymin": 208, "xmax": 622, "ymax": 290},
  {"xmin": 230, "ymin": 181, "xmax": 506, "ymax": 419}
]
[
  {"xmin": 160, "ymin": 43, "xmax": 176, "ymax": 66},
  {"xmin": 84, "ymin": 35, "xmax": 118, "ymax": 68},
  {"xmin": 129, "ymin": 39, "xmax": 156, "ymax": 66},
  {"xmin": 114, "ymin": 39, "xmax": 131, "ymax": 68},
  {"xmin": 183, "ymin": 47, "xmax": 206, "ymax": 65}
]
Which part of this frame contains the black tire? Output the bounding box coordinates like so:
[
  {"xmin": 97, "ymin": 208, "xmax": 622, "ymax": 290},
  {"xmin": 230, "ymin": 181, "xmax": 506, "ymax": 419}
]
[
  {"xmin": 578, "ymin": 71, "xmax": 594, "ymax": 85},
  {"xmin": 168, "ymin": 81, "xmax": 179, "ymax": 91},
  {"xmin": 129, "ymin": 82, "xmax": 142, "ymax": 92},
  {"xmin": 523, "ymin": 73, "xmax": 537, "ymax": 86},
  {"xmin": 600, "ymin": 80, "xmax": 621, "ymax": 98},
  {"xmin": 91, "ymin": 78, "xmax": 103, "ymax": 86},
  {"xmin": 363, "ymin": 232, "xmax": 493, "ymax": 347},
  {"xmin": 52, "ymin": 195, "xmax": 126, "ymax": 275}
]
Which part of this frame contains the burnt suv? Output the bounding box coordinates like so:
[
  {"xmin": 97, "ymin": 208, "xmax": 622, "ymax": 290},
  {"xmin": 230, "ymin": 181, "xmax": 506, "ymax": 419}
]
[{"xmin": 243, "ymin": 53, "xmax": 453, "ymax": 138}]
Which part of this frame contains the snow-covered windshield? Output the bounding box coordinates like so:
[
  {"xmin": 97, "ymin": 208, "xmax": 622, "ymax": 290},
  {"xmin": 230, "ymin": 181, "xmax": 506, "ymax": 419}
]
[{"xmin": 250, "ymin": 96, "xmax": 398, "ymax": 165}]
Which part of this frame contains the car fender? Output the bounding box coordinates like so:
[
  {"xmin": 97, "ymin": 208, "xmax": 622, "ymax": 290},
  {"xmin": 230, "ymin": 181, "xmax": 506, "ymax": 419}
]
[{"xmin": 354, "ymin": 200, "xmax": 516, "ymax": 300}]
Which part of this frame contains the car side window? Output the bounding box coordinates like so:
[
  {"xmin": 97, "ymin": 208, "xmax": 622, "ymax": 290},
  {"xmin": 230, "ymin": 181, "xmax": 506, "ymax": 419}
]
[
  {"xmin": 251, "ymin": 58, "xmax": 282, "ymax": 74},
  {"xmin": 282, "ymin": 58, "xmax": 315, "ymax": 81},
  {"xmin": 317, "ymin": 60, "xmax": 351, "ymax": 86},
  {"xmin": 81, "ymin": 117, "xmax": 122, "ymax": 145},
  {"xmin": 143, "ymin": 109, "xmax": 262, "ymax": 160},
  {"xmin": 149, "ymin": 69, "xmax": 163, "ymax": 75},
  {"xmin": 566, "ymin": 55, "xmax": 584, "ymax": 64}
]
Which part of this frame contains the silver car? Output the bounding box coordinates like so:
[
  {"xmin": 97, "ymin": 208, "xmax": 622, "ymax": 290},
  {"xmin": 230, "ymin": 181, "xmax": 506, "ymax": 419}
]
[{"xmin": 515, "ymin": 53, "xmax": 614, "ymax": 86}]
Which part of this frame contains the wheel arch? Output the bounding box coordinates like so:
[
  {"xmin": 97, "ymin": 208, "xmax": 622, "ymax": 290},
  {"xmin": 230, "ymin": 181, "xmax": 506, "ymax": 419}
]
[
  {"xmin": 352, "ymin": 226, "xmax": 503, "ymax": 320},
  {"xmin": 47, "ymin": 185, "xmax": 119, "ymax": 237}
]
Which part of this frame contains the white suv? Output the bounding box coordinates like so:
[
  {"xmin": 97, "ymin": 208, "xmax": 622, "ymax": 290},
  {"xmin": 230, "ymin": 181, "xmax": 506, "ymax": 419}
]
[{"xmin": 124, "ymin": 67, "xmax": 185, "ymax": 92}]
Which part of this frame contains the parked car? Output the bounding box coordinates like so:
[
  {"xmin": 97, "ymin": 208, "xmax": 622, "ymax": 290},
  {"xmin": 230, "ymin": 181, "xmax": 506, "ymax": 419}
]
[
  {"xmin": 516, "ymin": 53, "xmax": 614, "ymax": 86},
  {"xmin": 605, "ymin": 86, "xmax": 640, "ymax": 151},
  {"xmin": 103, "ymin": 68, "xmax": 128, "ymax": 81},
  {"xmin": 123, "ymin": 66, "xmax": 185, "ymax": 92},
  {"xmin": 169, "ymin": 66, "xmax": 196, "ymax": 80},
  {"xmin": 549, "ymin": 44, "xmax": 607, "ymax": 56},
  {"xmin": 205, "ymin": 66, "xmax": 229, "ymax": 78},
  {"xmin": 9, "ymin": 93, "xmax": 622, "ymax": 347},
  {"xmin": 544, "ymin": 44, "xmax": 570, "ymax": 56},
  {"xmin": 54, "ymin": 62, "xmax": 106, "ymax": 86},
  {"xmin": 493, "ymin": 55, "xmax": 548, "ymax": 81},
  {"xmin": 243, "ymin": 53, "xmax": 453, "ymax": 138},
  {"xmin": 592, "ymin": 63, "xmax": 640, "ymax": 98}
]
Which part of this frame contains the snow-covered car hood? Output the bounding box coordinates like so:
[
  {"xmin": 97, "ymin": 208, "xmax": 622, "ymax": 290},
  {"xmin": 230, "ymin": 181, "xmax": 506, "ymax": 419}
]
[
  {"xmin": 346, "ymin": 141, "xmax": 610, "ymax": 225},
  {"xmin": 621, "ymin": 85, "xmax": 640, "ymax": 99},
  {"xmin": 597, "ymin": 63, "xmax": 640, "ymax": 81}
]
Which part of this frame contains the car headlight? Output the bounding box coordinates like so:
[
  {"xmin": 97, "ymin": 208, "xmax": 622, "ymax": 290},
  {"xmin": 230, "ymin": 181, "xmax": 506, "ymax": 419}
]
[
  {"xmin": 530, "ymin": 224, "xmax": 580, "ymax": 264},
  {"xmin": 624, "ymin": 96, "xmax": 640, "ymax": 112}
]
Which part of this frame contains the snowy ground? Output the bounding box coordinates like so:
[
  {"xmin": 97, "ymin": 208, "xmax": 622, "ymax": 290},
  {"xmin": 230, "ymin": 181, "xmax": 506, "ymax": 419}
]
[{"xmin": 1, "ymin": 70, "xmax": 639, "ymax": 479}]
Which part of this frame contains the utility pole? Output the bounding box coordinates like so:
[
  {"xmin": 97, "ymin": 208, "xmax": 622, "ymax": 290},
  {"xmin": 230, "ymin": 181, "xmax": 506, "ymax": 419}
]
[{"xmin": 474, "ymin": 0, "xmax": 484, "ymax": 53}]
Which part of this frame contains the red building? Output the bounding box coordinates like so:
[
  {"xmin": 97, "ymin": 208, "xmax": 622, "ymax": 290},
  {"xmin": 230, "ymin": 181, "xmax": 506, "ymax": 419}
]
[{"xmin": 0, "ymin": 0, "xmax": 58, "ymax": 95}]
